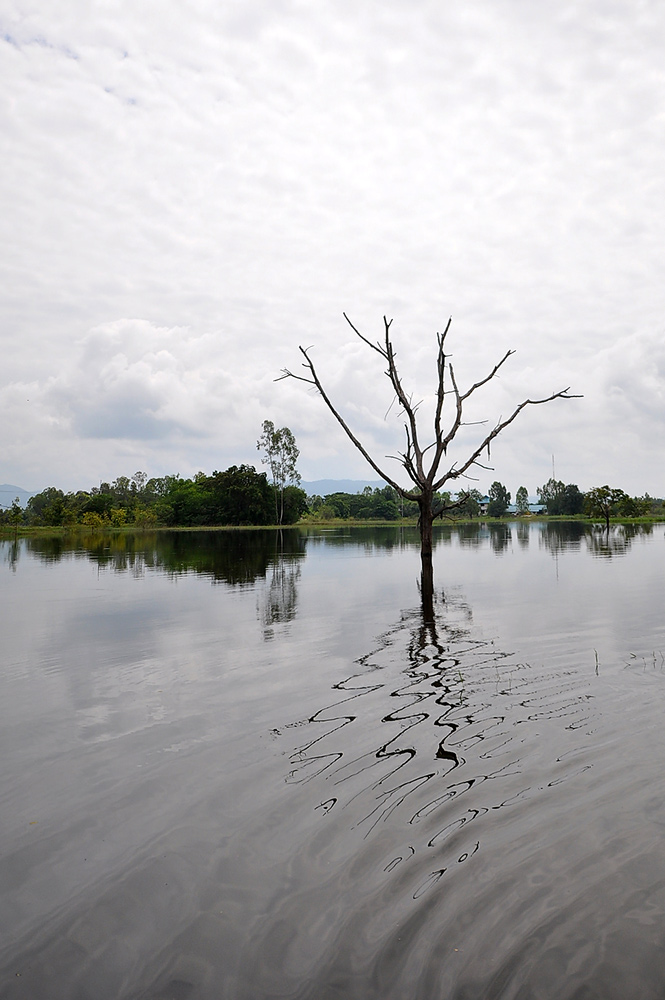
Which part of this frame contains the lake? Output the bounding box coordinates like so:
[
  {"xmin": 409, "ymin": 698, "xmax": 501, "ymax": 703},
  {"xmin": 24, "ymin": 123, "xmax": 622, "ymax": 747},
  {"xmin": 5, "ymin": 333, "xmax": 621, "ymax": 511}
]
[{"xmin": 1, "ymin": 521, "xmax": 665, "ymax": 999}]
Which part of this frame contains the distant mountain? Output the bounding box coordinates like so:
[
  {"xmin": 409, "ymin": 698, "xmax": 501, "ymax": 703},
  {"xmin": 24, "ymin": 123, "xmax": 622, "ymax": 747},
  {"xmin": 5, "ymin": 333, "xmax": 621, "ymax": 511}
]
[
  {"xmin": 300, "ymin": 479, "xmax": 386, "ymax": 497},
  {"xmin": 0, "ymin": 484, "xmax": 38, "ymax": 509}
]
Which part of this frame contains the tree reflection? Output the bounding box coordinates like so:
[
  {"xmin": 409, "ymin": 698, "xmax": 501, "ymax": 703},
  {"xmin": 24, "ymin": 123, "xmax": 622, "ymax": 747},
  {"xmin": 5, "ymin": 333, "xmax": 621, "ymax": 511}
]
[
  {"xmin": 3, "ymin": 538, "xmax": 20, "ymax": 572},
  {"xmin": 276, "ymin": 584, "xmax": 593, "ymax": 898},
  {"xmin": 538, "ymin": 521, "xmax": 588, "ymax": 557},
  {"xmin": 516, "ymin": 521, "xmax": 530, "ymax": 548},
  {"xmin": 23, "ymin": 529, "xmax": 307, "ymax": 586},
  {"xmin": 456, "ymin": 523, "xmax": 484, "ymax": 548},
  {"xmin": 488, "ymin": 523, "xmax": 512, "ymax": 553},
  {"xmin": 536, "ymin": 521, "xmax": 654, "ymax": 560},
  {"xmin": 585, "ymin": 522, "xmax": 652, "ymax": 559},
  {"xmin": 260, "ymin": 547, "xmax": 302, "ymax": 639}
]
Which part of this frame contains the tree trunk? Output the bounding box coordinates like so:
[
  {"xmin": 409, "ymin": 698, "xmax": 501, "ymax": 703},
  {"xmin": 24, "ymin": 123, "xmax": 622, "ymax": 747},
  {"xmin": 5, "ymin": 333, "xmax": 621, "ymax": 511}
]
[
  {"xmin": 419, "ymin": 490, "xmax": 435, "ymax": 620},
  {"xmin": 420, "ymin": 552, "xmax": 434, "ymax": 622}
]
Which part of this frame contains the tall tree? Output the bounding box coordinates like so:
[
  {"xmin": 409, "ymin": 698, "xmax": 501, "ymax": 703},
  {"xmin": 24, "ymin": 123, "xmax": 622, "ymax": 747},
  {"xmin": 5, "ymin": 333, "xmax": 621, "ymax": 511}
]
[
  {"xmin": 537, "ymin": 477, "xmax": 565, "ymax": 513},
  {"xmin": 538, "ymin": 478, "xmax": 584, "ymax": 515},
  {"xmin": 257, "ymin": 420, "xmax": 301, "ymax": 524},
  {"xmin": 515, "ymin": 485, "xmax": 530, "ymax": 515},
  {"xmin": 584, "ymin": 486, "xmax": 629, "ymax": 531},
  {"xmin": 487, "ymin": 481, "xmax": 511, "ymax": 517},
  {"xmin": 279, "ymin": 314, "xmax": 579, "ymax": 610}
]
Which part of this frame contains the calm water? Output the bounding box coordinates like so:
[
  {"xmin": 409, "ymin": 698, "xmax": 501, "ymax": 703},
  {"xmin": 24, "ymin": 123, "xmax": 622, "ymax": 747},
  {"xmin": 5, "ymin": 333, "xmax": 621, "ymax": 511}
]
[{"xmin": 1, "ymin": 522, "xmax": 665, "ymax": 999}]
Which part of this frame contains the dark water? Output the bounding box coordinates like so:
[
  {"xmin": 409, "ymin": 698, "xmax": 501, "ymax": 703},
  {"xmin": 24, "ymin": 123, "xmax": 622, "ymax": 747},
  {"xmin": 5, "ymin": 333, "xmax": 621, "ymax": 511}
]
[{"xmin": 1, "ymin": 522, "xmax": 665, "ymax": 999}]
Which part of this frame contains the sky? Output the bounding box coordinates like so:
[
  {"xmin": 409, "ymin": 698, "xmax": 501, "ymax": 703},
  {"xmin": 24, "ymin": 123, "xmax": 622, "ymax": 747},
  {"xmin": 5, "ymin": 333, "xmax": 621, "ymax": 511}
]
[{"xmin": 2, "ymin": 0, "xmax": 665, "ymax": 499}]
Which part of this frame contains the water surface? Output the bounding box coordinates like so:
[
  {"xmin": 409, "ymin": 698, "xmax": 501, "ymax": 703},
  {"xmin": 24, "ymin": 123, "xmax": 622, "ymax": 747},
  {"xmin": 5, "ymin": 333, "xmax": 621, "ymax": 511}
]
[{"xmin": 1, "ymin": 522, "xmax": 665, "ymax": 999}]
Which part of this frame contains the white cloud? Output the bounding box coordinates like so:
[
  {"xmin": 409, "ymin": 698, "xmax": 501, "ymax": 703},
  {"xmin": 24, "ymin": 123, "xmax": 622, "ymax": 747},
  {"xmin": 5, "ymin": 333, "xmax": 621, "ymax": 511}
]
[{"xmin": 2, "ymin": 0, "xmax": 665, "ymax": 494}]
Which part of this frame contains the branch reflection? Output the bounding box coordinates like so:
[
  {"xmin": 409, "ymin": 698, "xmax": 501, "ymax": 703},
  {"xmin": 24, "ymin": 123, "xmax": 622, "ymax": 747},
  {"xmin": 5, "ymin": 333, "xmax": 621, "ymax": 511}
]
[{"xmin": 276, "ymin": 584, "xmax": 595, "ymax": 899}]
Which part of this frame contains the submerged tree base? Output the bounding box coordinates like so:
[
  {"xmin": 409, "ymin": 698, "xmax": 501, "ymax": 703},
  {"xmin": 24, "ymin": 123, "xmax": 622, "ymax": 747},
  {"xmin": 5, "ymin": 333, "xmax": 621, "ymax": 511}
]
[{"xmin": 420, "ymin": 555, "xmax": 435, "ymax": 623}]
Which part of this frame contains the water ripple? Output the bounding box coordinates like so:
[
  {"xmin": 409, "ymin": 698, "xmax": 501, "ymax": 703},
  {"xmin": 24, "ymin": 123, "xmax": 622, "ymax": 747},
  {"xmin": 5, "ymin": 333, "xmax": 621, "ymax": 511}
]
[{"xmin": 251, "ymin": 591, "xmax": 601, "ymax": 998}]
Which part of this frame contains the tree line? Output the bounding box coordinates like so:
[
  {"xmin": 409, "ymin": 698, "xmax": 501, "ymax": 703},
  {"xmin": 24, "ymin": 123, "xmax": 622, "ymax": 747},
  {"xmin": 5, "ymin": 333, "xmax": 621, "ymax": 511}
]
[
  {"xmin": 485, "ymin": 477, "xmax": 660, "ymax": 523},
  {"xmin": 1, "ymin": 467, "xmax": 308, "ymax": 528},
  {"xmin": 306, "ymin": 486, "xmax": 486, "ymax": 521},
  {"xmin": 1, "ymin": 473, "xmax": 661, "ymax": 530}
]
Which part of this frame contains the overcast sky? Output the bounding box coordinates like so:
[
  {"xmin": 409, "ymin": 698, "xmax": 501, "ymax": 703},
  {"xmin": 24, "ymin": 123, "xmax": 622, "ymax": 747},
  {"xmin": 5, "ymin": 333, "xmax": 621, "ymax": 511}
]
[{"xmin": 2, "ymin": 0, "xmax": 665, "ymax": 498}]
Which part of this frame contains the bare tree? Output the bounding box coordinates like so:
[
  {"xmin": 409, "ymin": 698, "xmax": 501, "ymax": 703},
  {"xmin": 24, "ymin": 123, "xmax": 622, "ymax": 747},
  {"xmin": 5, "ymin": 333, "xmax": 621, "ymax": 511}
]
[{"xmin": 279, "ymin": 314, "xmax": 579, "ymax": 608}]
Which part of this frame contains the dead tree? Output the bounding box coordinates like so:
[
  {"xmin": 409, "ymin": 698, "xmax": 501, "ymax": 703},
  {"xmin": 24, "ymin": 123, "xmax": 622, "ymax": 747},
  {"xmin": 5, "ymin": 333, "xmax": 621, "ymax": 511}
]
[{"xmin": 279, "ymin": 314, "xmax": 579, "ymax": 610}]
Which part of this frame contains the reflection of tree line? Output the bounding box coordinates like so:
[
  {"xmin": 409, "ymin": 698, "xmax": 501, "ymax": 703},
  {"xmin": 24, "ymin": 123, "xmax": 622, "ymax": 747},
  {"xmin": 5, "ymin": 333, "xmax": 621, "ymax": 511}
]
[
  {"xmin": 435, "ymin": 520, "xmax": 654, "ymax": 557},
  {"xmin": 21, "ymin": 529, "xmax": 307, "ymax": 585},
  {"xmin": 538, "ymin": 521, "xmax": 653, "ymax": 558},
  {"xmin": 10, "ymin": 522, "xmax": 656, "ymax": 580},
  {"xmin": 20, "ymin": 529, "xmax": 306, "ymax": 641}
]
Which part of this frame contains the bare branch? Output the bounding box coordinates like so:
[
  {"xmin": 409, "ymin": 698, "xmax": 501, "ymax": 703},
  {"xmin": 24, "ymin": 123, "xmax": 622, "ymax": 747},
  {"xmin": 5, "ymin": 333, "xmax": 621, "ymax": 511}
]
[
  {"xmin": 433, "ymin": 318, "xmax": 452, "ymax": 446},
  {"xmin": 276, "ymin": 366, "xmax": 316, "ymax": 386},
  {"xmin": 343, "ymin": 312, "xmax": 388, "ymax": 360},
  {"xmin": 379, "ymin": 317, "xmax": 425, "ymax": 478},
  {"xmin": 459, "ymin": 350, "xmax": 515, "ymax": 402},
  {"xmin": 433, "ymin": 388, "xmax": 581, "ymax": 490},
  {"xmin": 278, "ymin": 313, "xmax": 581, "ymax": 583},
  {"xmin": 281, "ymin": 345, "xmax": 413, "ymax": 499}
]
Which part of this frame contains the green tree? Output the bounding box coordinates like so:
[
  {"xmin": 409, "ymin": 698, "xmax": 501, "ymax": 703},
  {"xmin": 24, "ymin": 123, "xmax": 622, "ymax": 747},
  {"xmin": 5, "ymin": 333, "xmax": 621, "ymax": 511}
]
[
  {"xmin": 111, "ymin": 476, "xmax": 132, "ymax": 502},
  {"xmin": 281, "ymin": 485, "xmax": 309, "ymax": 524},
  {"xmin": 487, "ymin": 481, "xmax": 510, "ymax": 517},
  {"xmin": 538, "ymin": 479, "xmax": 585, "ymax": 515},
  {"xmin": 537, "ymin": 478, "xmax": 565, "ymax": 514},
  {"xmin": 584, "ymin": 486, "xmax": 625, "ymax": 529},
  {"xmin": 110, "ymin": 507, "xmax": 128, "ymax": 527},
  {"xmin": 26, "ymin": 487, "xmax": 68, "ymax": 525},
  {"xmin": 633, "ymin": 494, "xmax": 655, "ymax": 516},
  {"xmin": 257, "ymin": 420, "xmax": 301, "ymax": 524},
  {"xmin": 208, "ymin": 465, "xmax": 275, "ymax": 525},
  {"xmin": 324, "ymin": 493, "xmax": 351, "ymax": 518},
  {"xmin": 456, "ymin": 488, "xmax": 483, "ymax": 518},
  {"xmin": 81, "ymin": 511, "xmax": 106, "ymax": 528},
  {"xmin": 515, "ymin": 485, "xmax": 530, "ymax": 515},
  {"xmin": 9, "ymin": 498, "xmax": 23, "ymax": 535},
  {"xmin": 558, "ymin": 483, "xmax": 584, "ymax": 515}
]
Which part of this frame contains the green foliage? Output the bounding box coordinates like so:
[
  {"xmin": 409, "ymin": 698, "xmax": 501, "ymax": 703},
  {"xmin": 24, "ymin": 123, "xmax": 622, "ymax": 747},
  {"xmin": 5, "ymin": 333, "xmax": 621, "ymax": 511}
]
[
  {"xmin": 208, "ymin": 465, "xmax": 275, "ymax": 525},
  {"xmin": 281, "ymin": 485, "xmax": 309, "ymax": 524},
  {"xmin": 8, "ymin": 472, "xmax": 665, "ymax": 533},
  {"xmin": 133, "ymin": 503, "xmax": 158, "ymax": 528},
  {"xmin": 487, "ymin": 481, "xmax": 510, "ymax": 517},
  {"xmin": 81, "ymin": 511, "xmax": 106, "ymax": 528},
  {"xmin": 515, "ymin": 486, "xmax": 530, "ymax": 515},
  {"xmin": 19, "ymin": 464, "xmax": 291, "ymax": 529},
  {"xmin": 26, "ymin": 487, "xmax": 67, "ymax": 525},
  {"xmin": 9, "ymin": 498, "xmax": 23, "ymax": 529},
  {"xmin": 456, "ymin": 488, "xmax": 483, "ymax": 518},
  {"xmin": 537, "ymin": 478, "xmax": 565, "ymax": 511},
  {"xmin": 558, "ymin": 484, "xmax": 585, "ymax": 515},
  {"xmin": 584, "ymin": 486, "xmax": 627, "ymax": 528},
  {"xmin": 537, "ymin": 478, "xmax": 584, "ymax": 515},
  {"xmin": 310, "ymin": 485, "xmax": 401, "ymax": 521}
]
